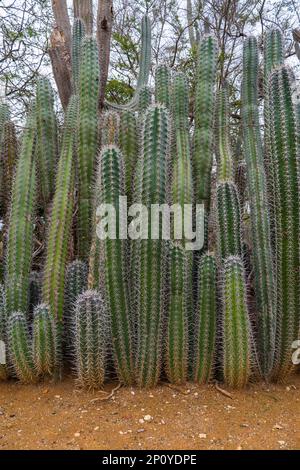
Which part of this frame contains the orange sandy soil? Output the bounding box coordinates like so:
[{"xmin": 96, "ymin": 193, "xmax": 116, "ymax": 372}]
[{"xmin": 0, "ymin": 374, "xmax": 299, "ymax": 450}]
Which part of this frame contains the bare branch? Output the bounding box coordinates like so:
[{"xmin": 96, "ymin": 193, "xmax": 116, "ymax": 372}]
[{"xmin": 97, "ymin": 0, "xmax": 114, "ymax": 109}]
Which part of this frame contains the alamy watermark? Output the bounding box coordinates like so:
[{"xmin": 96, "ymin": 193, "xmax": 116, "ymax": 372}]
[{"xmin": 95, "ymin": 196, "xmax": 205, "ymax": 251}]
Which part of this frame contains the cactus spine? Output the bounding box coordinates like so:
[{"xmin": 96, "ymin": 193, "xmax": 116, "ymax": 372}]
[
  {"xmin": 155, "ymin": 65, "xmax": 171, "ymax": 108},
  {"xmin": 5, "ymin": 108, "xmax": 36, "ymax": 315},
  {"xmin": 98, "ymin": 145, "xmax": 134, "ymax": 384},
  {"xmin": 193, "ymin": 35, "xmax": 217, "ymax": 205},
  {"xmin": 8, "ymin": 312, "xmax": 35, "ymax": 383},
  {"xmin": 1, "ymin": 121, "xmax": 18, "ymax": 213},
  {"xmin": 166, "ymin": 244, "xmax": 189, "ymax": 384},
  {"xmin": 32, "ymin": 304, "xmax": 58, "ymax": 377},
  {"xmin": 138, "ymin": 86, "xmax": 152, "ymax": 115},
  {"xmin": 35, "ymin": 78, "xmax": 58, "ymax": 207},
  {"xmin": 193, "ymin": 254, "xmax": 216, "ymax": 384},
  {"xmin": 242, "ymin": 37, "xmax": 276, "ymax": 377},
  {"xmin": 215, "ymin": 85, "xmax": 234, "ymax": 181},
  {"xmin": 216, "ymin": 181, "xmax": 242, "ymax": 260},
  {"xmin": 77, "ymin": 36, "xmax": 100, "ymax": 258},
  {"xmin": 222, "ymin": 257, "xmax": 252, "ymax": 388},
  {"xmin": 72, "ymin": 18, "xmax": 86, "ymax": 93},
  {"xmin": 133, "ymin": 104, "xmax": 170, "ymax": 388},
  {"xmin": 43, "ymin": 96, "xmax": 78, "ymax": 321},
  {"xmin": 268, "ymin": 66, "xmax": 300, "ymax": 381},
  {"xmin": 72, "ymin": 291, "xmax": 107, "ymax": 389},
  {"xmin": 119, "ymin": 110, "xmax": 138, "ymax": 204}
]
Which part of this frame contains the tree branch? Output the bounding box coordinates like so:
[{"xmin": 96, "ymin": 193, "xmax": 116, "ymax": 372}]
[
  {"xmin": 97, "ymin": 0, "xmax": 114, "ymax": 109},
  {"xmin": 73, "ymin": 0, "xmax": 94, "ymax": 34}
]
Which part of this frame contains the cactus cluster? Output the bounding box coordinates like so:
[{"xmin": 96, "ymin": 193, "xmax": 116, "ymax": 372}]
[{"xmin": 0, "ymin": 13, "xmax": 299, "ymax": 391}]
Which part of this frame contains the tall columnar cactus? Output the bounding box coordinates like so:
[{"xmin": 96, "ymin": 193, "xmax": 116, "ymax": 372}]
[
  {"xmin": 72, "ymin": 290, "xmax": 108, "ymax": 389},
  {"xmin": 155, "ymin": 65, "xmax": 171, "ymax": 108},
  {"xmin": 216, "ymin": 181, "xmax": 242, "ymax": 260},
  {"xmin": 35, "ymin": 77, "xmax": 58, "ymax": 207},
  {"xmin": 268, "ymin": 66, "xmax": 300, "ymax": 381},
  {"xmin": 1, "ymin": 121, "xmax": 18, "ymax": 213},
  {"xmin": 193, "ymin": 254, "xmax": 216, "ymax": 384},
  {"xmin": 32, "ymin": 304, "xmax": 58, "ymax": 377},
  {"xmin": 8, "ymin": 312, "xmax": 35, "ymax": 383},
  {"xmin": 0, "ymin": 284, "xmax": 7, "ymax": 380},
  {"xmin": 222, "ymin": 256, "xmax": 252, "ymax": 388},
  {"xmin": 264, "ymin": 29, "xmax": 283, "ymax": 84},
  {"xmin": 133, "ymin": 104, "xmax": 170, "ymax": 388},
  {"xmin": 0, "ymin": 102, "xmax": 10, "ymax": 145},
  {"xmin": 77, "ymin": 36, "xmax": 100, "ymax": 258},
  {"xmin": 166, "ymin": 244, "xmax": 189, "ymax": 384},
  {"xmin": 29, "ymin": 271, "xmax": 42, "ymax": 313},
  {"xmin": 43, "ymin": 96, "xmax": 78, "ymax": 321},
  {"xmin": 72, "ymin": 18, "xmax": 86, "ymax": 93},
  {"xmin": 119, "ymin": 110, "xmax": 138, "ymax": 204},
  {"xmin": 101, "ymin": 110, "xmax": 120, "ymax": 146},
  {"xmin": 98, "ymin": 145, "xmax": 134, "ymax": 384},
  {"xmin": 5, "ymin": 108, "xmax": 36, "ymax": 315},
  {"xmin": 215, "ymin": 84, "xmax": 234, "ymax": 181},
  {"xmin": 138, "ymin": 85, "xmax": 152, "ymax": 115},
  {"xmin": 193, "ymin": 35, "xmax": 217, "ymax": 205},
  {"xmin": 242, "ymin": 37, "xmax": 276, "ymax": 377}
]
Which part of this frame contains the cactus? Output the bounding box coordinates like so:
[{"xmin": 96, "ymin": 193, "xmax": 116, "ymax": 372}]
[
  {"xmin": 0, "ymin": 284, "xmax": 7, "ymax": 380},
  {"xmin": 0, "ymin": 102, "xmax": 10, "ymax": 145},
  {"xmin": 1, "ymin": 121, "xmax": 18, "ymax": 213},
  {"xmin": 193, "ymin": 35, "xmax": 218, "ymax": 205},
  {"xmin": 43, "ymin": 96, "xmax": 78, "ymax": 321},
  {"xmin": 242, "ymin": 37, "xmax": 276, "ymax": 377},
  {"xmin": 138, "ymin": 85, "xmax": 152, "ymax": 115},
  {"xmin": 216, "ymin": 181, "xmax": 242, "ymax": 260},
  {"xmin": 32, "ymin": 304, "xmax": 58, "ymax": 377},
  {"xmin": 97, "ymin": 145, "xmax": 134, "ymax": 384},
  {"xmin": 166, "ymin": 243, "xmax": 189, "ymax": 384},
  {"xmin": 155, "ymin": 65, "xmax": 171, "ymax": 108},
  {"xmin": 8, "ymin": 312, "xmax": 36, "ymax": 383},
  {"xmin": 72, "ymin": 18, "xmax": 86, "ymax": 93},
  {"xmin": 29, "ymin": 271, "xmax": 42, "ymax": 314},
  {"xmin": 268, "ymin": 66, "xmax": 300, "ymax": 381},
  {"xmin": 101, "ymin": 110, "xmax": 120, "ymax": 146},
  {"xmin": 133, "ymin": 104, "xmax": 170, "ymax": 388},
  {"xmin": 215, "ymin": 84, "xmax": 234, "ymax": 181},
  {"xmin": 222, "ymin": 256, "xmax": 252, "ymax": 388},
  {"xmin": 193, "ymin": 254, "xmax": 216, "ymax": 384},
  {"xmin": 77, "ymin": 36, "xmax": 100, "ymax": 258},
  {"xmin": 35, "ymin": 77, "xmax": 58, "ymax": 207},
  {"xmin": 264, "ymin": 29, "xmax": 283, "ymax": 85},
  {"xmin": 5, "ymin": 108, "xmax": 36, "ymax": 315},
  {"xmin": 72, "ymin": 290, "xmax": 108, "ymax": 389},
  {"xmin": 119, "ymin": 110, "xmax": 138, "ymax": 204}
]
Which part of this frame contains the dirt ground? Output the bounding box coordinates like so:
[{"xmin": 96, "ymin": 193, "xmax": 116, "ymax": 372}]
[{"xmin": 0, "ymin": 374, "xmax": 299, "ymax": 450}]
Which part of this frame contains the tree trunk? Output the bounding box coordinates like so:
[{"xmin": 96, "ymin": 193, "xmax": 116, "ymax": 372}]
[
  {"xmin": 97, "ymin": 0, "xmax": 114, "ymax": 109},
  {"xmin": 50, "ymin": 1, "xmax": 72, "ymax": 109},
  {"xmin": 73, "ymin": 0, "xmax": 94, "ymax": 34}
]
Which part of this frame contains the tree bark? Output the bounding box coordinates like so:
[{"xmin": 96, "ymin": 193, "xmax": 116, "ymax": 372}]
[
  {"xmin": 73, "ymin": 0, "xmax": 94, "ymax": 34},
  {"xmin": 97, "ymin": 0, "xmax": 114, "ymax": 109},
  {"xmin": 50, "ymin": 1, "xmax": 72, "ymax": 109},
  {"xmin": 49, "ymin": 27, "xmax": 72, "ymax": 110}
]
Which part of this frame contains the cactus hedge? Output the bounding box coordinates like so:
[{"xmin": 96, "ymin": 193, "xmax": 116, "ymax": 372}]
[{"xmin": 0, "ymin": 14, "xmax": 299, "ymax": 391}]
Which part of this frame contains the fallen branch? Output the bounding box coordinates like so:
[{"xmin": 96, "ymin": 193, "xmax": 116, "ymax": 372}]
[
  {"xmin": 90, "ymin": 383, "xmax": 122, "ymax": 403},
  {"xmin": 214, "ymin": 381, "xmax": 233, "ymax": 399}
]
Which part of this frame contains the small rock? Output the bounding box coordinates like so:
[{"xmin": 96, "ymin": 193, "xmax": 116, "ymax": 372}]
[
  {"xmin": 273, "ymin": 424, "xmax": 283, "ymax": 430},
  {"xmin": 240, "ymin": 423, "xmax": 249, "ymax": 428},
  {"xmin": 139, "ymin": 419, "xmax": 144, "ymax": 424},
  {"xmin": 194, "ymin": 392, "xmax": 198, "ymax": 397},
  {"xmin": 94, "ymin": 426, "xmax": 99, "ymax": 431},
  {"xmin": 237, "ymin": 445, "xmax": 243, "ymax": 450},
  {"xmin": 55, "ymin": 395, "xmax": 61, "ymax": 399},
  {"xmin": 131, "ymin": 391, "xmax": 135, "ymax": 396},
  {"xmin": 286, "ymin": 386, "xmax": 290, "ymax": 391},
  {"xmin": 74, "ymin": 432, "xmax": 80, "ymax": 438},
  {"xmin": 199, "ymin": 433, "xmax": 207, "ymax": 439},
  {"xmin": 278, "ymin": 440, "xmax": 286, "ymax": 446},
  {"xmin": 137, "ymin": 429, "xmax": 145, "ymax": 433},
  {"xmin": 144, "ymin": 415, "xmax": 152, "ymax": 422}
]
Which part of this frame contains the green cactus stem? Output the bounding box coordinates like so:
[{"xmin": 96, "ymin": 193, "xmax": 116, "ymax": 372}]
[
  {"xmin": 43, "ymin": 96, "xmax": 78, "ymax": 321},
  {"xmin": 119, "ymin": 110, "xmax": 138, "ymax": 205},
  {"xmin": 0, "ymin": 284, "xmax": 7, "ymax": 380},
  {"xmin": 242, "ymin": 37, "xmax": 276, "ymax": 377},
  {"xmin": 215, "ymin": 84, "xmax": 234, "ymax": 181},
  {"xmin": 193, "ymin": 254, "xmax": 216, "ymax": 384},
  {"xmin": 155, "ymin": 65, "xmax": 171, "ymax": 108},
  {"xmin": 222, "ymin": 256, "xmax": 252, "ymax": 388},
  {"xmin": 32, "ymin": 304, "xmax": 58, "ymax": 377},
  {"xmin": 8, "ymin": 312, "xmax": 36, "ymax": 383},
  {"xmin": 72, "ymin": 18, "xmax": 86, "ymax": 93},
  {"xmin": 72, "ymin": 290, "xmax": 108, "ymax": 389}
]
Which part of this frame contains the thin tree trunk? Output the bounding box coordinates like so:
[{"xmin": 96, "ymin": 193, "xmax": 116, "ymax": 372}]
[
  {"xmin": 73, "ymin": 0, "xmax": 94, "ymax": 34},
  {"xmin": 50, "ymin": 1, "xmax": 72, "ymax": 109},
  {"xmin": 97, "ymin": 0, "xmax": 114, "ymax": 109},
  {"xmin": 187, "ymin": 0, "xmax": 196, "ymax": 47}
]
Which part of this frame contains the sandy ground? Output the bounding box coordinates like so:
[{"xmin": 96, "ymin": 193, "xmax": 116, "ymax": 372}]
[{"xmin": 0, "ymin": 374, "xmax": 299, "ymax": 450}]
